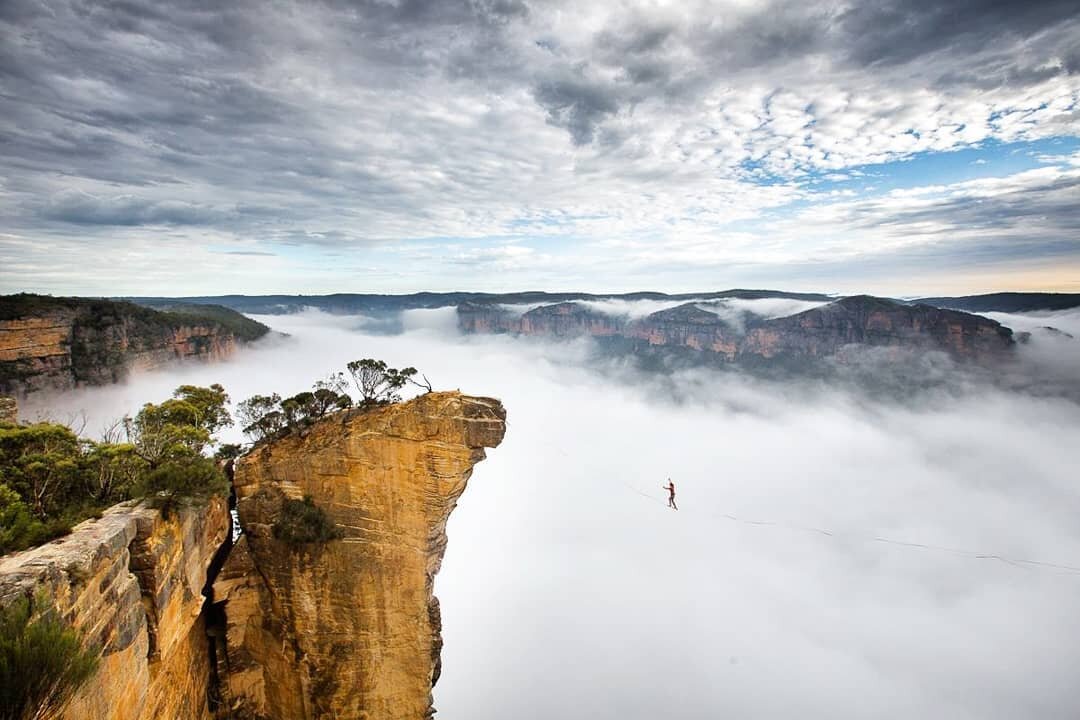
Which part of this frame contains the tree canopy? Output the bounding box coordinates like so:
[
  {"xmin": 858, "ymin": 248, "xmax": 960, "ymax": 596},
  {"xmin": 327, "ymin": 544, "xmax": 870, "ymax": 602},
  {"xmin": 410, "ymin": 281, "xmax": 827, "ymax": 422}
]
[{"xmin": 0, "ymin": 384, "xmax": 232, "ymax": 555}]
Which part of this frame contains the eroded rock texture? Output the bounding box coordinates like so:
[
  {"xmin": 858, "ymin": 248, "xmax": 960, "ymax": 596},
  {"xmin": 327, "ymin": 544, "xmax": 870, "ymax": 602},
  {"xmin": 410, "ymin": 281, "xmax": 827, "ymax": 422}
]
[
  {"xmin": 0, "ymin": 297, "xmax": 267, "ymax": 396},
  {"xmin": 0, "ymin": 497, "xmax": 230, "ymax": 720},
  {"xmin": 214, "ymin": 391, "xmax": 506, "ymax": 720}
]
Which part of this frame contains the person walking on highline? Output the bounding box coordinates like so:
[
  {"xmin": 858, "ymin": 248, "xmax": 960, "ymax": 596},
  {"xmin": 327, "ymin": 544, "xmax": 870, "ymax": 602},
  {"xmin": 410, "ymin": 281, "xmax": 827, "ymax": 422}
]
[{"xmin": 663, "ymin": 479, "xmax": 678, "ymax": 510}]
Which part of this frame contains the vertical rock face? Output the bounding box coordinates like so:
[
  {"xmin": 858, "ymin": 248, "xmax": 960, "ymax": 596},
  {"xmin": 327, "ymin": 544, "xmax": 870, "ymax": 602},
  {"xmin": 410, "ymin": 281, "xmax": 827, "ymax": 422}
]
[
  {"xmin": 518, "ymin": 302, "xmax": 624, "ymax": 337},
  {"xmin": 0, "ymin": 497, "xmax": 230, "ymax": 720},
  {"xmin": 627, "ymin": 303, "xmax": 741, "ymax": 358},
  {"xmin": 214, "ymin": 392, "xmax": 506, "ymax": 720},
  {"xmin": 738, "ymin": 296, "xmax": 1016, "ymax": 360},
  {"xmin": 455, "ymin": 302, "xmax": 520, "ymax": 334},
  {"xmin": 456, "ymin": 301, "xmax": 625, "ymax": 337},
  {"xmin": 0, "ymin": 296, "xmax": 269, "ymax": 396}
]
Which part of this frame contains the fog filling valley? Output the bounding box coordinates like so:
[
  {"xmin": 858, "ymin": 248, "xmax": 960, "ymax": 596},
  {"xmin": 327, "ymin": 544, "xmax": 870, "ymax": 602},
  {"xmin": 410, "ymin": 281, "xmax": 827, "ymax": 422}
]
[{"xmin": 21, "ymin": 303, "xmax": 1080, "ymax": 719}]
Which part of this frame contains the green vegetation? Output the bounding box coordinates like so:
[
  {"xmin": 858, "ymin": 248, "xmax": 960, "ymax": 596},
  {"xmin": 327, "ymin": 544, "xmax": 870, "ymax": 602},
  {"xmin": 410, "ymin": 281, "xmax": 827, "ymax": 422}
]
[
  {"xmin": 237, "ymin": 361, "xmax": 431, "ymax": 443},
  {"xmin": 152, "ymin": 303, "xmax": 271, "ymax": 342},
  {"xmin": 237, "ymin": 372, "xmax": 354, "ymax": 442},
  {"xmin": 0, "ymin": 384, "xmax": 233, "ymax": 555},
  {"xmin": 272, "ymin": 495, "xmax": 343, "ymax": 546},
  {"xmin": 0, "ymin": 294, "xmax": 269, "ymax": 340},
  {"xmin": 346, "ymin": 359, "xmax": 418, "ymax": 406},
  {"xmin": 0, "ymin": 593, "xmax": 100, "ymax": 720}
]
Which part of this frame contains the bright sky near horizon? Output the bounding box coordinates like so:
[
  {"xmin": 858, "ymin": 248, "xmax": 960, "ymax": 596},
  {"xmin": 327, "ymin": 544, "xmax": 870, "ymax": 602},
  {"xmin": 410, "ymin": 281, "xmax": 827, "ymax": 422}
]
[{"xmin": 1, "ymin": 0, "xmax": 1078, "ymax": 297}]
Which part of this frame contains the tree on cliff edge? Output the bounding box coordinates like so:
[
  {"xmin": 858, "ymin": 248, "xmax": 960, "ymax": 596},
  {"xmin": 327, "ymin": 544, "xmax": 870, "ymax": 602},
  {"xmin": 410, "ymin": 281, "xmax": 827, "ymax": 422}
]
[{"xmin": 346, "ymin": 359, "xmax": 416, "ymax": 407}]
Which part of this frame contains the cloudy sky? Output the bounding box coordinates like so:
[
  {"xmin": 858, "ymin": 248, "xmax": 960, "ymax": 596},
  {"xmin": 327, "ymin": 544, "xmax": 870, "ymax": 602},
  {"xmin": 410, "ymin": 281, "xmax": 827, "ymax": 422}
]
[{"xmin": 1, "ymin": 0, "xmax": 1078, "ymax": 297}]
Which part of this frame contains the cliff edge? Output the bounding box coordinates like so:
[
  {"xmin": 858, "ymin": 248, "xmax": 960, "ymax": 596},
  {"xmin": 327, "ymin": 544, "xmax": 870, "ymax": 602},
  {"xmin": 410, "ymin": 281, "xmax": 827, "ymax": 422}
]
[
  {"xmin": 0, "ymin": 497, "xmax": 231, "ymax": 720},
  {"xmin": 0, "ymin": 294, "xmax": 270, "ymax": 396},
  {"xmin": 213, "ymin": 391, "xmax": 507, "ymax": 720}
]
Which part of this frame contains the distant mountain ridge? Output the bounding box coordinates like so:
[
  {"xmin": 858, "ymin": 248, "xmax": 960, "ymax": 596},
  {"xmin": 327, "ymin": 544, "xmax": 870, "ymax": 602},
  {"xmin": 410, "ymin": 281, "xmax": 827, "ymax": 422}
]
[
  {"xmin": 459, "ymin": 295, "xmax": 1018, "ymax": 364},
  {"xmin": 914, "ymin": 292, "xmax": 1080, "ymax": 313},
  {"xmin": 121, "ymin": 290, "xmax": 1080, "ymax": 316},
  {"xmin": 121, "ymin": 289, "xmax": 833, "ymax": 315}
]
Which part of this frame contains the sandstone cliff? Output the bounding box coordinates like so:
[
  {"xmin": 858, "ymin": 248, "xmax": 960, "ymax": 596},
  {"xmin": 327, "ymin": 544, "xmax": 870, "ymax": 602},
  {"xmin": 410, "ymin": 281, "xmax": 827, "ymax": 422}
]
[
  {"xmin": 0, "ymin": 496, "xmax": 231, "ymax": 720},
  {"xmin": 458, "ymin": 295, "xmax": 1016, "ymax": 363},
  {"xmin": 737, "ymin": 295, "xmax": 1015, "ymax": 361},
  {"xmin": 0, "ymin": 295, "xmax": 270, "ymax": 396},
  {"xmin": 457, "ymin": 301, "xmax": 625, "ymax": 337},
  {"xmin": 213, "ymin": 391, "xmax": 506, "ymax": 720},
  {"xmin": 0, "ymin": 391, "xmax": 505, "ymax": 720}
]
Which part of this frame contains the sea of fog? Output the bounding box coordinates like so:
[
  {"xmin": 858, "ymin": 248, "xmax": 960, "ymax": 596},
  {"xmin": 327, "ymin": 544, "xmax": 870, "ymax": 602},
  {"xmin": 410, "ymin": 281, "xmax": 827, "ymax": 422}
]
[{"xmin": 19, "ymin": 302, "xmax": 1080, "ymax": 719}]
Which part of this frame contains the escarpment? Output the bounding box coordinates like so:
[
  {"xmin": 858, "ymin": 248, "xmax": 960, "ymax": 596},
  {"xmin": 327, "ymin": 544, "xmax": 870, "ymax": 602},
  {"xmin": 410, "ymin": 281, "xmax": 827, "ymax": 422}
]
[
  {"xmin": 0, "ymin": 294, "xmax": 270, "ymax": 396},
  {"xmin": 457, "ymin": 295, "xmax": 1016, "ymax": 363},
  {"xmin": 0, "ymin": 497, "xmax": 231, "ymax": 720},
  {"xmin": 737, "ymin": 295, "xmax": 1015, "ymax": 360},
  {"xmin": 0, "ymin": 391, "xmax": 506, "ymax": 720},
  {"xmin": 213, "ymin": 391, "xmax": 506, "ymax": 720}
]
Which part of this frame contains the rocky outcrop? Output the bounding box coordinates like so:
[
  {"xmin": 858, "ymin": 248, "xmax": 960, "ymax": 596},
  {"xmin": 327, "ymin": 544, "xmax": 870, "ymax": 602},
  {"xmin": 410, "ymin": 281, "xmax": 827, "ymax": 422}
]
[
  {"xmin": 458, "ymin": 295, "xmax": 1016, "ymax": 363},
  {"xmin": 456, "ymin": 302, "xmax": 520, "ymax": 334},
  {"xmin": 0, "ymin": 496, "xmax": 230, "ymax": 720},
  {"xmin": 519, "ymin": 302, "xmax": 624, "ymax": 337},
  {"xmin": 626, "ymin": 303, "xmax": 741, "ymax": 358},
  {"xmin": 0, "ymin": 295, "xmax": 270, "ymax": 396},
  {"xmin": 213, "ymin": 392, "xmax": 506, "ymax": 720}
]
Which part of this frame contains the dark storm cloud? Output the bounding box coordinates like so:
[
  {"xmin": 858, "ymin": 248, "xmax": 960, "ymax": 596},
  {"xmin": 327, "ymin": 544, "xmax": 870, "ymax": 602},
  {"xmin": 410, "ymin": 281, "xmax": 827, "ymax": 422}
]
[
  {"xmin": 533, "ymin": 71, "xmax": 621, "ymax": 145},
  {"xmin": 837, "ymin": 0, "xmax": 1080, "ymax": 69}
]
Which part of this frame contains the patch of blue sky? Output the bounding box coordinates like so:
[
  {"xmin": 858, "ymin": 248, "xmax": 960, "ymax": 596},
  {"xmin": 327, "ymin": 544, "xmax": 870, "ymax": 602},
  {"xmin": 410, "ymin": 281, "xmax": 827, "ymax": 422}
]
[
  {"xmin": 731, "ymin": 136, "xmax": 1080, "ymax": 228},
  {"xmin": 803, "ymin": 136, "xmax": 1080, "ymax": 195}
]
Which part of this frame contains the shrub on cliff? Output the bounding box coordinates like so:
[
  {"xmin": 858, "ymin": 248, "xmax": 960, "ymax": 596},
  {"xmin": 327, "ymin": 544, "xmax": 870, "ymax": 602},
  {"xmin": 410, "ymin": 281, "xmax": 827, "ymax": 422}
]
[
  {"xmin": 272, "ymin": 495, "xmax": 343, "ymax": 546},
  {"xmin": 140, "ymin": 456, "xmax": 228, "ymax": 517},
  {"xmin": 0, "ymin": 484, "xmax": 72, "ymax": 556},
  {"xmin": 0, "ymin": 593, "xmax": 99, "ymax": 720}
]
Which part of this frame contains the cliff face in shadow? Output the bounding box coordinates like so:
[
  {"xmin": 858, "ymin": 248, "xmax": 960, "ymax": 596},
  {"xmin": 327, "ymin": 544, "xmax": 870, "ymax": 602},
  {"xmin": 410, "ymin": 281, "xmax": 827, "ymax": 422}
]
[
  {"xmin": 458, "ymin": 295, "xmax": 1016, "ymax": 364},
  {"xmin": 213, "ymin": 391, "xmax": 507, "ymax": 720},
  {"xmin": 736, "ymin": 295, "xmax": 1016, "ymax": 361},
  {"xmin": 0, "ymin": 295, "xmax": 270, "ymax": 396}
]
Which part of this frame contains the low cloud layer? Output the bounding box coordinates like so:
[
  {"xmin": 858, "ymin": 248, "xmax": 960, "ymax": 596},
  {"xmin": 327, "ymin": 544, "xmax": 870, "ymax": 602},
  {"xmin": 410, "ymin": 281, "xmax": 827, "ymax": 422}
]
[{"xmin": 17, "ymin": 304, "xmax": 1080, "ymax": 718}]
